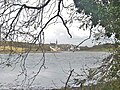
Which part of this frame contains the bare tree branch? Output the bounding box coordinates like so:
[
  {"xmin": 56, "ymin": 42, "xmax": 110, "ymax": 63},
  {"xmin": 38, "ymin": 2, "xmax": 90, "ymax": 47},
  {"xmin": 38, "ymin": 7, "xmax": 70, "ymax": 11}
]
[
  {"xmin": 65, "ymin": 69, "xmax": 74, "ymax": 90},
  {"xmin": 22, "ymin": 0, "xmax": 51, "ymax": 10},
  {"xmin": 76, "ymin": 28, "xmax": 92, "ymax": 48},
  {"xmin": 5, "ymin": 5, "xmax": 24, "ymax": 39}
]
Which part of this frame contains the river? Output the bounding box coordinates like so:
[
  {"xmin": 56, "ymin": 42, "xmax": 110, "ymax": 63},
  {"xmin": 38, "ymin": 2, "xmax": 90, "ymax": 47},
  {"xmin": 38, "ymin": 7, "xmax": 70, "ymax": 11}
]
[{"xmin": 0, "ymin": 51, "xmax": 109, "ymax": 89}]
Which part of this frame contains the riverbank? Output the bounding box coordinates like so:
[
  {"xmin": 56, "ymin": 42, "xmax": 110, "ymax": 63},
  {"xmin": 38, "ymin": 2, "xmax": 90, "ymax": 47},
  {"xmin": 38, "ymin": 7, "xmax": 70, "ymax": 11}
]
[{"xmin": 0, "ymin": 41, "xmax": 115, "ymax": 53}]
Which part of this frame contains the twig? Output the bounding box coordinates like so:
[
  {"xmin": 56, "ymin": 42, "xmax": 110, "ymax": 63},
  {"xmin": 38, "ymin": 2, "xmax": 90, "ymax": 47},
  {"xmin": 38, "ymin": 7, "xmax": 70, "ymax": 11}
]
[
  {"xmin": 76, "ymin": 28, "xmax": 92, "ymax": 48},
  {"xmin": 65, "ymin": 69, "xmax": 74, "ymax": 90}
]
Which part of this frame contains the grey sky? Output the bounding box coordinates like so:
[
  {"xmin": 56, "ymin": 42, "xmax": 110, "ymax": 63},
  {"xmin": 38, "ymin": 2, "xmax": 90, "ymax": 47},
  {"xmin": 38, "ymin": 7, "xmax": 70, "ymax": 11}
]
[
  {"xmin": 43, "ymin": 0, "xmax": 94, "ymax": 46},
  {"xmin": 15, "ymin": 0, "xmax": 111, "ymax": 46},
  {"xmin": 44, "ymin": 22, "xmax": 94, "ymax": 46}
]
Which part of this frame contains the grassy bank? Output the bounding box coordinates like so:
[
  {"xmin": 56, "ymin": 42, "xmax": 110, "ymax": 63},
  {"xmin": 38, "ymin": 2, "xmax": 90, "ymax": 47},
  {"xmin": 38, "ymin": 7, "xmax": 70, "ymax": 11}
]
[
  {"xmin": 0, "ymin": 46, "xmax": 26, "ymax": 53},
  {"xmin": 0, "ymin": 41, "xmax": 51, "ymax": 53}
]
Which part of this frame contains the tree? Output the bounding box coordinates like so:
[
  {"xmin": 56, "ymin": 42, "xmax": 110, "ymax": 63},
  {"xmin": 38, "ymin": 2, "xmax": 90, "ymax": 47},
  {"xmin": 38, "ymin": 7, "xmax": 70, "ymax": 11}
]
[
  {"xmin": 0, "ymin": 0, "xmax": 73, "ymax": 42},
  {"xmin": 73, "ymin": 0, "xmax": 120, "ymax": 39},
  {"xmin": 0, "ymin": 0, "xmax": 75, "ymax": 88},
  {"xmin": 73, "ymin": 0, "xmax": 120, "ymax": 89}
]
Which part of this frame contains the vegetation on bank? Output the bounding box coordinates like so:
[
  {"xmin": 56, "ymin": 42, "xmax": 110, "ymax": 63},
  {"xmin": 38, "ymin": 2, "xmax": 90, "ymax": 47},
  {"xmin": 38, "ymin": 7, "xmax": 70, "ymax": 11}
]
[
  {"xmin": 58, "ymin": 79, "xmax": 120, "ymax": 90},
  {"xmin": 72, "ymin": 0, "xmax": 120, "ymax": 89},
  {"xmin": 0, "ymin": 46, "xmax": 25, "ymax": 53},
  {"xmin": 86, "ymin": 43, "xmax": 116, "ymax": 52},
  {"xmin": 0, "ymin": 41, "xmax": 51, "ymax": 53}
]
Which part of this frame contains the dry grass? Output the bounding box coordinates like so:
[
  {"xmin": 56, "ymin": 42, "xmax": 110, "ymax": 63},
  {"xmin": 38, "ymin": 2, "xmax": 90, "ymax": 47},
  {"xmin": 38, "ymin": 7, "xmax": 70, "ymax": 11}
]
[{"xmin": 0, "ymin": 46, "xmax": 26, "ymax": 53}]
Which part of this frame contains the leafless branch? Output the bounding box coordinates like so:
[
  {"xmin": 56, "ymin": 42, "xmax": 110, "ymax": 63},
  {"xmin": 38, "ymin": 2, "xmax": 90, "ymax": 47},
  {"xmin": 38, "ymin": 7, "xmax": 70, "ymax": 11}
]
[
  {"xmin": 76, "ymin": 28, "xmax": 92, "ymax": 48},
  {"xmin": 65, "ymin": 69, "xmax": 74, "ymax": 90}
]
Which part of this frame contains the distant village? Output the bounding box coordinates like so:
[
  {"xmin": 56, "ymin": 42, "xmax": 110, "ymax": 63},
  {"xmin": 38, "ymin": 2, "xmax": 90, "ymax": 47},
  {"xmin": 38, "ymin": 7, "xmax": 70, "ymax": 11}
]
[
  {"xmin": 48, "ymin": 40, "xmax": 114, "ymax": 52},
  {"xmin": 41, "ymin": 40, "xmax": 89, "ymax": 52}
]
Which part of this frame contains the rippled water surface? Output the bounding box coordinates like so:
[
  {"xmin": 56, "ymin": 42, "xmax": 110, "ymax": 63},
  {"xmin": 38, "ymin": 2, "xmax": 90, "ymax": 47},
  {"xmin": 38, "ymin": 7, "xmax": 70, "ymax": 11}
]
[{"xmin": 0, "ymin": 51, "xmax": 109, "ymax": 89}]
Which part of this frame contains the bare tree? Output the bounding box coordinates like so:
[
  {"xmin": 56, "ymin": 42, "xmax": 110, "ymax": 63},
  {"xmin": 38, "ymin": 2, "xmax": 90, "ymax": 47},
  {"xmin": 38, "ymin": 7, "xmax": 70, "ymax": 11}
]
[
  {"xmin": 0, "ymin": 0, "xmax": 74, "ymax": 88},
  {"xmin": 0, "ymin": 0, "xmax": 95, "ymax": 89}
]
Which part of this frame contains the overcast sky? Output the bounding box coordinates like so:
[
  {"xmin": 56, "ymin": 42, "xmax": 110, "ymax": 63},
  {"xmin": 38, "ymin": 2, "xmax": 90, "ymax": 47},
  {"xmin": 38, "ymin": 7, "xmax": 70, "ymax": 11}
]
[
  {"xmin": 42, "ymin": 0, "xmax": 95, "ymax": 46},
  {"xmin": 44, "ymin": 21, "xmax": 94, "ymax": 46},
  {"xmin": 17, "ymin": 0, "xmax": 112, "ymax": 46}
]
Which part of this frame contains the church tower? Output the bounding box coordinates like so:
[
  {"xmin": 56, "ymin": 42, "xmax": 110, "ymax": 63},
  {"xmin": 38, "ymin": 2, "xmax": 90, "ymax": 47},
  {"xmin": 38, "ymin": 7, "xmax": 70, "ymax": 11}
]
[{"xmin": 56, "ymin": 39, "xmax": 58, "ymax": 45}]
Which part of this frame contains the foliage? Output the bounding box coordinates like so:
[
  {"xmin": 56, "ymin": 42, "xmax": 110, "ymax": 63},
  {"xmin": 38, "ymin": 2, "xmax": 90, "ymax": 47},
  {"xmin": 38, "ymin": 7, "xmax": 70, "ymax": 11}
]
[
  {"xmin": 73, "ymin": 0, "xmax": 120, "ymax": 39},
  {"xmin": 73, "ymin": 0, "xmax": 120, "ymax": 89}
]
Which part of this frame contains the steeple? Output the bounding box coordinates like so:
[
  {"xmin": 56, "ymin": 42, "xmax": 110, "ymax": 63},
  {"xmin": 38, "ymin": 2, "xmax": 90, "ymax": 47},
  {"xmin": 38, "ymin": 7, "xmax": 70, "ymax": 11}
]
[{"xmin": 56, "ymin": 39, "xmax": 58, "ymax": 45}]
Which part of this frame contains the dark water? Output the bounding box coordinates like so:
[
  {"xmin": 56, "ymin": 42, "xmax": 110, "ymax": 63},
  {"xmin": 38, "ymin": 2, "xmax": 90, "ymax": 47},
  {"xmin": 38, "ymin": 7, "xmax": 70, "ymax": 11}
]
[{"xmin": 0, "ymin": 51, "xmax": 109, "ymax": 89}]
